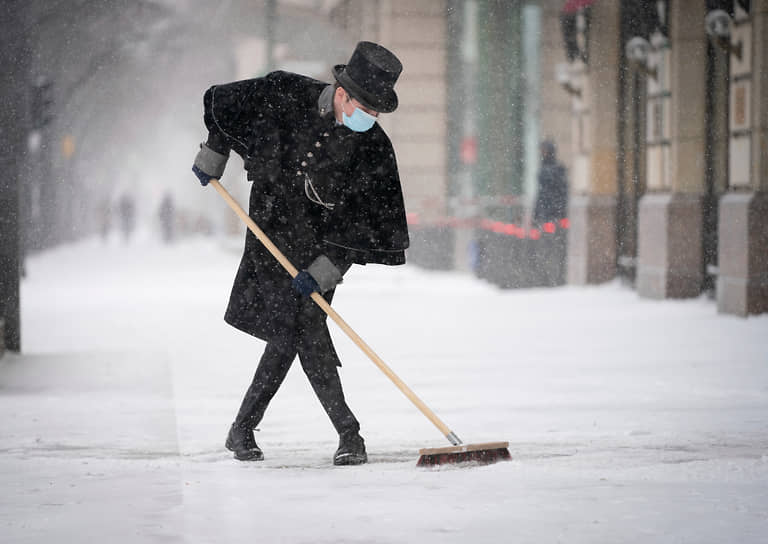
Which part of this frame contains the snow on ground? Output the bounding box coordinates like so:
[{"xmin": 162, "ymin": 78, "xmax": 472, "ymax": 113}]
[{"xmin": 2, "ymin": 235, "xmax": 767, "ymax": 543}]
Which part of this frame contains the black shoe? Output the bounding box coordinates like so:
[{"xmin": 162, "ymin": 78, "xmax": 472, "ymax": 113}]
[
  {"xmin": 225, "ymin": 423, "xmax": 264, "ymax": 461},
  {"xmin": 333, "ymin": 432, "xmax": 367, "ymax": 466}
]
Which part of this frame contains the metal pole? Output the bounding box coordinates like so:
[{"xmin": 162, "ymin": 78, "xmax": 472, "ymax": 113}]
[{"xmin": 0, "ymin": 0, "xmax": 28, "ymax": 353}]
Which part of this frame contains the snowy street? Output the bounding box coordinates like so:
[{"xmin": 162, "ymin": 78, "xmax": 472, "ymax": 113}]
[{"xmin": 2, "ymin": 236, "xmax": 767, "ymax": 543}]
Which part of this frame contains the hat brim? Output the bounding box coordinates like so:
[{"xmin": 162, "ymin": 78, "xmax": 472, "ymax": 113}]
[{"xmin": 333, "ymin": 64, "xmax": 398, "ymax": 114}]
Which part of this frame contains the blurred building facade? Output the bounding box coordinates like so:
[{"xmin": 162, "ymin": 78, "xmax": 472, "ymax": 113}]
[
  {"xmin": 328, "ymin": 0, "xmax": 768, "ymax": 317},
  {"xmin": 5, "ymin": 0, "xmax": 765, "ymax": 360}
]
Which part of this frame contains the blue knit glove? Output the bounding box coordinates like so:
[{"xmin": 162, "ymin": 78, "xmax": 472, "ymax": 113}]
[
  {"xmin": 192, "ymin": 164, "xmax": 213, "ymax": 187},
  {"xmin": 292, "ymin": 271, "xmax": 320, "ymax": 297}
]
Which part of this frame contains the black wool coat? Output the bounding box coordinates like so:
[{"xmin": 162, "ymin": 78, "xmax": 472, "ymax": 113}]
[{"xmin": 201, "ymin": 71, "xmax": 409, "ymax": 351}]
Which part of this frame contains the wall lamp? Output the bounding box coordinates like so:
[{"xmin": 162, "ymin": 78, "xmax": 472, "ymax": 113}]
[
  {"xmin": 625, "ymin": 36, "xmax": 658, "ymax": 80},
  {"xmin": 555, "ymin": 62, "xmax": 581, "ymax": 97},
  {"xmin": 705, "ymin": 9, "xmax": 742, "ymax": 60}
]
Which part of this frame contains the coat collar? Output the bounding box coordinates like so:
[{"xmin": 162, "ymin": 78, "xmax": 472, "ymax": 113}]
[{"xmin": 318, "ymin": 84, "xmax": 335, "ymax": 118}]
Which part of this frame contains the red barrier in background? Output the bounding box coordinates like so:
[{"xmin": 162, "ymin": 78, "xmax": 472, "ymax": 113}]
[
  {"xmin": 406, "ymin": 213, "xmax": 569, "ymax": 288},
  {"xmin": 406, "ymin": 214, "xmax": 569, "ymax": 239}
]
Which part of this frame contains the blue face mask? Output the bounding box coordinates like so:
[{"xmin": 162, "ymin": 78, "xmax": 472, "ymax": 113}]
[{"xmin": 342, "ymin": 107, "xmax": 377, "ymax": 132}]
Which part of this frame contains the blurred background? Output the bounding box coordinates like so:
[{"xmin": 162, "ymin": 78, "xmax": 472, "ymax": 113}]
[{"xmin": 1, "ymin": 0, "xmax": 766, "ymax": 354}]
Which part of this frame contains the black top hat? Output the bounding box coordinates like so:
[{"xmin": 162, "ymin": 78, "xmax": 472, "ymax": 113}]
[{"xmin": 333, "ymin": 41, "xmax": 402, "ymax": 114}]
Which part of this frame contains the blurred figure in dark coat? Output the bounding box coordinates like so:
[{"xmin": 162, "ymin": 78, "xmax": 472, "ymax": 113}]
[
  {"xmin": 533, "ymin": 140, "xmax": 569, "ymax": 286},
  {"xmin": 533, "ymin": 140, "xmax": 568, "ymax": 224},
  {"xmin": 117, "ymin": 193, "xmax": 136, "ymax": 243},
  {"xmin": 158, "ymin": 193, "xmax": 175, "ymax": 244}
]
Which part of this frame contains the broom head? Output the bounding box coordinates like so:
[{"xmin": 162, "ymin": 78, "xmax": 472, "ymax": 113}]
[{"xmin": 417, "ymin": 441, "xmax": 511, "ymax": 467}]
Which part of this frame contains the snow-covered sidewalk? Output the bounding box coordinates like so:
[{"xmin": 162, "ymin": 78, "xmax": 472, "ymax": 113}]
[{"xmin": 2, "ymin": 237, "xmax": 767, "ymax": 543}]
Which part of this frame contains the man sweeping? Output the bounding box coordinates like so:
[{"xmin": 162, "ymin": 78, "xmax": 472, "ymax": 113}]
[{"xmin": 191, "ymin": 42, "xmax": 409, "ymax": 465}]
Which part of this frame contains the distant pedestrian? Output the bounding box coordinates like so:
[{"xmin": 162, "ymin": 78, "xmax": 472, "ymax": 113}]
[
  {"xmin": 533, "ymin": 140, "xmax": 568, "ymax": 224},
  {"xmin": 158, "ymin": 193, "xmax": 175, "ymax": 243},
  {"xmin": 118, "ymin": 193, "xmax": 136, "ymax": 242},
  {"xmin": 533, "ymin": 140, "xmax": 568, "ymax": 286}
]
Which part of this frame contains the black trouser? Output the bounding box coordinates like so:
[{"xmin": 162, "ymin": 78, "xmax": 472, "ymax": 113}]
[{"xmin": 234, "ymin": 340, "xmax": 360, "ymax": 436}]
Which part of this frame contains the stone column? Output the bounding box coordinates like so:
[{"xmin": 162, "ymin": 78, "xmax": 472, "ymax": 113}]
[
  {"xmin": 377, "ymin": 0, "xmax": 448, "ymax": 223},
  {"xmin": 717, "ymin": 0, "xmax": 768, "ymax": 316},
  {"xmin": 636, "ymin": 1, "xmax": 707, "ymax": 299},
  {"xmin": 567, "ymin": 1, "xmax": 619, "ymax": 285},
  {"xmin": 361, "ymin": 0, "xmax": 451, "ymax": 269}
]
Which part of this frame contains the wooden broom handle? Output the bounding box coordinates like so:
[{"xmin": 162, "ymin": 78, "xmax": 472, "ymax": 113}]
[{"xmin": 209, "ymin": 179, "xmax": 461, "ymax": 445}]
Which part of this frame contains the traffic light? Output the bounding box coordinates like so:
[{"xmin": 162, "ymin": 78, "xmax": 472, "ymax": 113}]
[{"xmin": 31, "ymin": 80, "xmax": 54, "ymax": 129}]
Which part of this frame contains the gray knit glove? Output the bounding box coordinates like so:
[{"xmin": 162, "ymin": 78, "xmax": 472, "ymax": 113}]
[
  {"xmin": 306, "ymin": 255, "xmax": 344, "ymax": 293},
  {"xmin": 192, "ymin": 142, "xmax": 228, "ymax": 186}
]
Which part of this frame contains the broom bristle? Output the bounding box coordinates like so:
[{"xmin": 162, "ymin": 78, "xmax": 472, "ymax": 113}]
[{"xmin": 416, "ymin": 441, "xmax": 511, "ymax": 467}]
